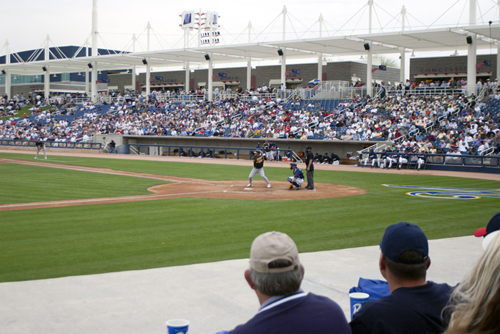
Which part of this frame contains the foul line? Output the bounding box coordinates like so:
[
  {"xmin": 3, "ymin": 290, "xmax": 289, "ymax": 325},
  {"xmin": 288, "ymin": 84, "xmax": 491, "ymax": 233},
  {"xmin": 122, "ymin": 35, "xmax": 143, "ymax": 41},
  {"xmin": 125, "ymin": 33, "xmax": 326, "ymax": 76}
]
[{"xmin": 0, "ymin": 191, "xmax": 224, "ymax": 211}]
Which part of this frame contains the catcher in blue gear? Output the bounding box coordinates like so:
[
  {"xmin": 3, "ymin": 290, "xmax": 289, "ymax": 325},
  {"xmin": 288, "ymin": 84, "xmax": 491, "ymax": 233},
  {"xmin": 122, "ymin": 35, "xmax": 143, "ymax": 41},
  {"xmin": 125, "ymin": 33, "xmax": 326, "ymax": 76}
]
[
  {"xmin": 287, "ymin": 163, "xmax": 305, "ymax": 190},
  {"xmin": 247, "ymin": 150, "xmax": 271, "ymax": 188}
]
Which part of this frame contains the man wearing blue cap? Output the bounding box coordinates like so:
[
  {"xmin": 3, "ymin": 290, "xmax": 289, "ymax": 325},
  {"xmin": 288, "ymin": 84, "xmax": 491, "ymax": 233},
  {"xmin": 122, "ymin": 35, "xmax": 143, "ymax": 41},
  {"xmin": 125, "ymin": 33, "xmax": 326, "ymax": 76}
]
[
  {"xmin": 288, "ymin": 163, "xmax": 304, "ymax": 190},
  {"xmin": 350, "ymin": 222, "xmax": 454, "ymax": 334}
]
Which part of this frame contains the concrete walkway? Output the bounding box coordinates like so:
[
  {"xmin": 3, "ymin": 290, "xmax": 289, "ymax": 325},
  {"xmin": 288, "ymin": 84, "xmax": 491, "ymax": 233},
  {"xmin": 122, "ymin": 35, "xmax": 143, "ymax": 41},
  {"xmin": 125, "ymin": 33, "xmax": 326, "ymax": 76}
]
[{"xmin": 0, "ymin": 236, "xmax": 483, "ymax": 334}]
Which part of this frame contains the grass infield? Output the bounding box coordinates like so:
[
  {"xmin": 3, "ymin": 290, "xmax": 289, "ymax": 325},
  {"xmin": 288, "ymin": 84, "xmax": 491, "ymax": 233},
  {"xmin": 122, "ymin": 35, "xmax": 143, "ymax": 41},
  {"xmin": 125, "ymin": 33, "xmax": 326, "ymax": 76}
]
[{"xmin": 0, "ymin": 152, "xmax": 499, "ymax": 282}]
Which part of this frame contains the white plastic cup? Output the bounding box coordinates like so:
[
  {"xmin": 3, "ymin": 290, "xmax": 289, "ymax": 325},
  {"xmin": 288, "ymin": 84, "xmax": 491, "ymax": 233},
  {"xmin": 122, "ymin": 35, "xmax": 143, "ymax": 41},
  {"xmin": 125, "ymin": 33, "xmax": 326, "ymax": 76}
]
[
  {"xmin": 349, "ymin": 292, "xmax": 370, "ymax": 320},
  {"xmin": 166, "ymin": 319, "xmax": 189, "ymax": 334}
]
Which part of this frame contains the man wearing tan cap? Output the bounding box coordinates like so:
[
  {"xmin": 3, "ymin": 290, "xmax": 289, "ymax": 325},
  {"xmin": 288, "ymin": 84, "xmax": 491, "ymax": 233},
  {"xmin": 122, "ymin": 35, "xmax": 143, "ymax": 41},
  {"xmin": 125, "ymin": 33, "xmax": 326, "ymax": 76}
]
[{"xmin": 226, "ymin": 231, "xmax": 350, "ymax": 334}]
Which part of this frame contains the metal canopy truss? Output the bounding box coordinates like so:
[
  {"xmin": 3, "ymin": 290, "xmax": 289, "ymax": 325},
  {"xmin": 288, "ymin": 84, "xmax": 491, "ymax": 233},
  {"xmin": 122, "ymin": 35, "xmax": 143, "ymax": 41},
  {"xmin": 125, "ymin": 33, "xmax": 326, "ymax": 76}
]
[
  {"xmin": 358, "ymin": 25, "xmax": 500, "ymax": 52},
  {"xmin": 2, "ymin": 24, "xmax": 500, "ymax": 76}
]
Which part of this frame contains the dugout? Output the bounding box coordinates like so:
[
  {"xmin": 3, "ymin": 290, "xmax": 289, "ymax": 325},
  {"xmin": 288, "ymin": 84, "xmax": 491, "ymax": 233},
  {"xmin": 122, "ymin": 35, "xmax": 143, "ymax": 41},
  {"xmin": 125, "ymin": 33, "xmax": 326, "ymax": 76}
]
[{"xmin": 94, "ymin": 134, "xmax": 386, "ymax": 163}]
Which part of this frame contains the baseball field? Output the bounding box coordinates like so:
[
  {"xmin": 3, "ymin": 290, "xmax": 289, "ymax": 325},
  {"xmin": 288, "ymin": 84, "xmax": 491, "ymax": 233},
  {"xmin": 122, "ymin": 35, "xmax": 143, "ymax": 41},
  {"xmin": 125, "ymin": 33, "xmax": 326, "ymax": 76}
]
[{"xmin": 1, "ymin": 151, "xmax": 499, "ymax": 283}]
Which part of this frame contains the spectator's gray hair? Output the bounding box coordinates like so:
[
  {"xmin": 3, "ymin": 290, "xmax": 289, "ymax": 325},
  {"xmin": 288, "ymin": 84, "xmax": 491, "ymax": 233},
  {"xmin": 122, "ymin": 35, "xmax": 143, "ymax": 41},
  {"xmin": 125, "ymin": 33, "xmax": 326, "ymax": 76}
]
[{"xmin": 249, "ymin": 259, "xmax": 303, "ymax": 296}]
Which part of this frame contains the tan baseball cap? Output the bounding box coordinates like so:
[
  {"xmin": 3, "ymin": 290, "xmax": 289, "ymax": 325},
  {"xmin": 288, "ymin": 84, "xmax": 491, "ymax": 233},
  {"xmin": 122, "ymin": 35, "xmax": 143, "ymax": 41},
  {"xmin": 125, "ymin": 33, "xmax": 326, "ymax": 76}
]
[{"xmin": 250, "ymin": 231, "xmax": 300, "ymax": 273}]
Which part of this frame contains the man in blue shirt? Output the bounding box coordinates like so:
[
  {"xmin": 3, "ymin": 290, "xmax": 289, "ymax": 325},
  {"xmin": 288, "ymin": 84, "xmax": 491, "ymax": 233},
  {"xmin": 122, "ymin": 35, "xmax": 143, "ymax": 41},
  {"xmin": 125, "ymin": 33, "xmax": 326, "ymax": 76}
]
[
  {"xmin": 397, "ymin": 150, "xmax": 409, "ymax": 170},
  {"xmin": 363, "ymin": 149, "xmax": 379, "ymax": 168},
  {"xmin": 386, "ymin": 149, "xmax": 399, "ymax": 170},
  {"xmin": 225, "ymin": 231, "xmax": 351, "ymax": 334},
  {"xmin": 350, "ymin": 222, "xmax": 453, "ymax": 334},
  {"xmin": 416, "ymin": 150, "xmax": 427, "ymax": 171},
  {"xmin": 379, "ymin": 149, "xmax": 388, "ymax": 168}
]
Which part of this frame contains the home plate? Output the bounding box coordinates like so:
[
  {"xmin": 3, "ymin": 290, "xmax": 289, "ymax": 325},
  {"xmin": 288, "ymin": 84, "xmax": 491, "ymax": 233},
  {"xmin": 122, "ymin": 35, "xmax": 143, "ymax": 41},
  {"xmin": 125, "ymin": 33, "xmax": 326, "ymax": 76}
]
[{"xmin": 244, "ymin": 188, "xmax": 253, "ymax": 190}]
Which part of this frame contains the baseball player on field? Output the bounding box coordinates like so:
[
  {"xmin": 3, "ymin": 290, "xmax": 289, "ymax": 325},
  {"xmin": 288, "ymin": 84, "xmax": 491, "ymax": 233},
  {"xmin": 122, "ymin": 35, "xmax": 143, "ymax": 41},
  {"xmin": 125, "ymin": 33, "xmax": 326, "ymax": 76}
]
[
  {"xmin": 287, "ymin": 162, "xmax": 305, "ymax": 190},
  {"xmin": 35, "ymin": 137, "xmax": 47, "ymax": 159},
  {"xmin": 247, "ymin": 150, "xmax": 272, "ymax": 188}
]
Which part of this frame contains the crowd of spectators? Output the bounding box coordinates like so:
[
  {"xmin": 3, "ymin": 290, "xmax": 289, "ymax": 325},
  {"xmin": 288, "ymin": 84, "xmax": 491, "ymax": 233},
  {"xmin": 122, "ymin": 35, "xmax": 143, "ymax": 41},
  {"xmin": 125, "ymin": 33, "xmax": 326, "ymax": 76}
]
[{"xmin": 1, "ymin": 88, "xmax": 499, "ymax": 156}]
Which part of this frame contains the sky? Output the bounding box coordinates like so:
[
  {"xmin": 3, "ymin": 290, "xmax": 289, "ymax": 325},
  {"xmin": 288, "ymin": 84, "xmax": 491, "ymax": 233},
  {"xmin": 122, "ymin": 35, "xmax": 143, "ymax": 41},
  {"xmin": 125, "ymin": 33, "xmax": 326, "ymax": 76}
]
[{"xmin": 1, "ymin": 0, "xmax": 499, "ymax": 60}]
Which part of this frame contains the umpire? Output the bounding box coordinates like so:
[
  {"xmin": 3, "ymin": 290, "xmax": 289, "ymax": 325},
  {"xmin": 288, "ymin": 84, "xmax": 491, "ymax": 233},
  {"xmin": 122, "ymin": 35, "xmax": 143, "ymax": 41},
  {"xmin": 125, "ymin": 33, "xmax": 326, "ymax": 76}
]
[{"xmin": 305, "ymin": 146, "xmax": 314, "ymax": 190}]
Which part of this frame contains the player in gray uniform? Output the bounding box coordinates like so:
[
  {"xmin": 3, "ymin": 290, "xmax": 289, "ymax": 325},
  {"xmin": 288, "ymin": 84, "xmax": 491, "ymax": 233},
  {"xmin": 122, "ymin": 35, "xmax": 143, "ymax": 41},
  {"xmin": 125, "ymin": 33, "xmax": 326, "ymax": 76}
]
[
  {"xmin": 35, "ymin": 137, "xmax": 47, "ymax": 159},
  {"xmin": 248, "ymin": 151, "xmax": 272, "ymax": 188}
]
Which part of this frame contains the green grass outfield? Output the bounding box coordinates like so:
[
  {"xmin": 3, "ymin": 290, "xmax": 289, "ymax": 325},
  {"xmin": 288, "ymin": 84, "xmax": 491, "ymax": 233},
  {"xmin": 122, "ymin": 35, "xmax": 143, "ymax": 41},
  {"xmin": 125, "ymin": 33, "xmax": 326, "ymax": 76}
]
[{"xmin": 1, "ymin": 152, "xmax": 499, "ymax": 283}]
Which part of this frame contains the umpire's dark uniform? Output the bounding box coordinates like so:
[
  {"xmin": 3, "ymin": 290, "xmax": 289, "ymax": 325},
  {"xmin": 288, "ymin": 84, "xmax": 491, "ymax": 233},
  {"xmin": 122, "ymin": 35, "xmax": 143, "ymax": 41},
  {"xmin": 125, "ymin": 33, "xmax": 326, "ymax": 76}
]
[{"xmin": 305, "ymin": 146, "xmax": 314, "ymax": 189}]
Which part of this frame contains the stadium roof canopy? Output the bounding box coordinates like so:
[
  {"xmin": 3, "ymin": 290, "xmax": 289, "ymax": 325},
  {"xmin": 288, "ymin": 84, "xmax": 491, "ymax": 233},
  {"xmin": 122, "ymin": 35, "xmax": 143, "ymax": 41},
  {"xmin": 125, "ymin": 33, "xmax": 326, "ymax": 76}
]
[{"xmin": 2, "ymin": 24, "xmax": 500, "ymax": 76}]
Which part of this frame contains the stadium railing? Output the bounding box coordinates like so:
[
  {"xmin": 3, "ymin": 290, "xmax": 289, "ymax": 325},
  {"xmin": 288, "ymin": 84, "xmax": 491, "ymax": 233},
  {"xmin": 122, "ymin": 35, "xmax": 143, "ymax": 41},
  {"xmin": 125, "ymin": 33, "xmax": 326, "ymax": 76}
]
[
  {"xmin": 357, "ymin": 152, "xmax": 500, "ymax": 173},
  {"xmin": 0, "ymin": 139, "xmax": 102, "ymax": 150}
]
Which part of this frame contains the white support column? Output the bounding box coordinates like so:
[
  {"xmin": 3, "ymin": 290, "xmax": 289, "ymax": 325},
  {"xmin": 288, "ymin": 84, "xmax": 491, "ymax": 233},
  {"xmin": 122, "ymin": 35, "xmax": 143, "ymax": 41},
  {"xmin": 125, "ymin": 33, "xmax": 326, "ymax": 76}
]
[
  {"xmin": 400, "ymin": 50, "xmax": 406, "ymax": 83},
  {"xmin": 467, "ymin": 34, "xmax": 477, "ymax": 96},
  {"xmin": 248, "ymin": 21, "xmax": 252, "ymax": 43},
  {"xmin": 4, "ymin": 70, "xmax": 11, "ymax": 100},
  {"xmin": 91, "ymin": 0, "xmax": 98, "ymax": 103},
  {"xmin": 280, "ymin": 48, "xmax": 286, "ymax": 88},
  {"xmin": 198, "ymin": 9, "xmax": 202, "ymax": 48},
  {"xmin": 44, "ymin": 35, "xmax": 50, "ymax": 102},
  {"xmin": 247, "ymin": 21, "xmax": 252, "ymax": 91},
  {"xmin": 367, "ymin": 45, "xmax": 373, "ymax": 97},
  {"xmin": 132, "ymin": 33, "xmax": 136, "ymax": 92},
  {"xmin": 146, "ymin": 58, "xmax": 151, "ymax": 96},
  {"xmin": 85, "ymin": 44, "xmax": 89, "ymax": 96},
  {"xmin": 247, "ymin": 58, "xmax": 252, "ymax": 91},
  {"xmin": 91, "ymin": 63, "xmax": 97, "ymax": 102},
  {"xmin": 470, "ymin": 0, "xmax": 477, "ymax": 25},
  {"xmin": 208, "ymin": 53, "xmax": 213, "ymax": 101},
  {"xmin": 185, "ymin": 61, "xmax": 190, "ymax": 92},
  {"xmin": 467, "ymin": 0, "xmax": 477, "ymax": 96},
  {"xmin": 147, "ymin": 21, "xmax": 151, "ymax": 51},
  {"xmin": 400, "ymin": 6, "xmax": 406, "ymax": 83},
  {"xmin": 282, "ymin": 6, "xmax": 287, "ymax": 40},
  {"xmin": 498, "ymin": 0, "xmax": 500, "ymax": 80},
  {"xmin": 5, "ymin": 40, "xmax": 11, "ymax": 99},
  {"xmin": 85, "ymin": 70, "xmax": 89, "ymax": 95},
  {"xmin": 318, "ymin": 54, "xmax": 322, "ymax": 80},
  {"xmin": 44, "ymin": 68, "xmax": 50, "ymax": 101},
  {"xmin": 497, "ymin": 44, "xmax": 500, "ymax": 81},
  {"xmin": 281, "ymin": 7, "xmax": 287, "ymax": 91},
  {"xmin": 368, "ymin": 0, "xmax": 373, "ymax": 34},
  {"xmin": 317, "ymin": 14, "xmax": 323, "ymax": 80}
]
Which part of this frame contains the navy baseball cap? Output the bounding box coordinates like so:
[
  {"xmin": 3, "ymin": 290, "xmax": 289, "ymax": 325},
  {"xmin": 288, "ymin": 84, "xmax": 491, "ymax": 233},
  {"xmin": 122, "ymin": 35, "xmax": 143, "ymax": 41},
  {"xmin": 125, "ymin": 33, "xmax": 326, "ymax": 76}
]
[
  {"xmin": 380, "ymin": 222, "xmax": 429, "ymax": 264},
  {"xmin": 290, "ymin": 163, "xmax": 297, "ymax": 167}
]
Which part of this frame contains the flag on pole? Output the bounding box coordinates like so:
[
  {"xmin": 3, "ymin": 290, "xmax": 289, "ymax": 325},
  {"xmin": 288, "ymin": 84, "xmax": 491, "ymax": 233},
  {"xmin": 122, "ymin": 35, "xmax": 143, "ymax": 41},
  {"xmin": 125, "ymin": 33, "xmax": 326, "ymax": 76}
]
[
  {"xmin": 285, "ymin": 71, "xmax": 292, "ymax": 76},
  {"xmin": 371, "ymin": 68, "xmax": 378, "ymax": 73},
  {"xmin": 476, "ymin": 63, "xmax": 484, "ymax": 69}
]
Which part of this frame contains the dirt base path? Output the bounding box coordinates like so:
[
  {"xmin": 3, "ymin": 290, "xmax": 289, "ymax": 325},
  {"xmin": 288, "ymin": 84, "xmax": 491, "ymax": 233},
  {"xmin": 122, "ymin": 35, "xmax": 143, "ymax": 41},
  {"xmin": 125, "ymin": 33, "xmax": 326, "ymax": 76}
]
[
  {"xmin": 0, "ymin": 158, "xmax": 365, "ymax": 211},
  {"xmin": 1, "ymin": 149, "xmax": 499, "ymax": 211}
]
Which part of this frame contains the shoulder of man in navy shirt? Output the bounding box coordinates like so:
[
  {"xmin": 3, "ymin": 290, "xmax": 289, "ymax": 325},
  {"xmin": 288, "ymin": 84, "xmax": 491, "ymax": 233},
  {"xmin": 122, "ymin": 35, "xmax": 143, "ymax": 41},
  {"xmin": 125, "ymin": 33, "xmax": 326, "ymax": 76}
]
[{"xmin": 350, "ymin": 222, "xmax": 454, "ymax": 334}]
